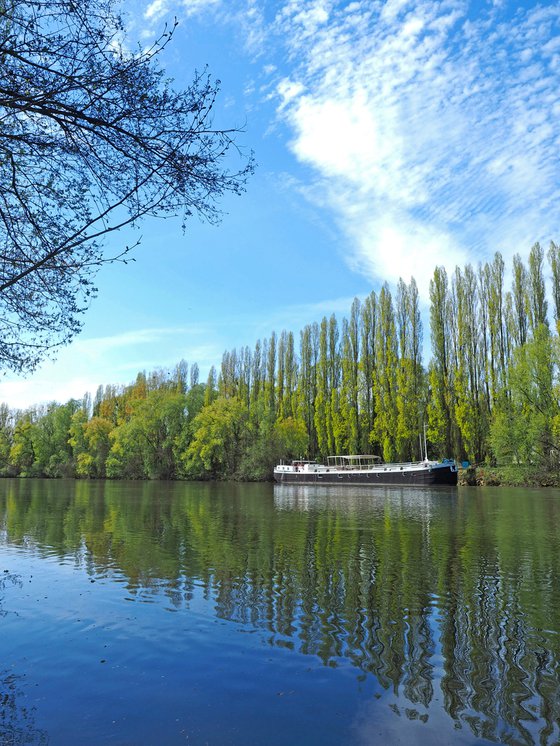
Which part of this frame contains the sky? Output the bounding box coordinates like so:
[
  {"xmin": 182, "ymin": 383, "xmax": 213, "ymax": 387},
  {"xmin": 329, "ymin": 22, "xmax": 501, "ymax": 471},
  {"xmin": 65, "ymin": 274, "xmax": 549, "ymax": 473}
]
[{"xmin": 1, "ymin": 0, "xmax": 559, "ymax": 409}]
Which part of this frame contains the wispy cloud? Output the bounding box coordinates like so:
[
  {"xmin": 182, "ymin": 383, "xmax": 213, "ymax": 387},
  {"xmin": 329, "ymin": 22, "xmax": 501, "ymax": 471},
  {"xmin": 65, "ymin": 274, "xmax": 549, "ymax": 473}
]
[
  {"xmin": 0, "ymin": 326, "xmax": 224, "ymax": 409},
  {"xmin": 268, "ymin": 0, "xmax": 560, "ymax": 294},
  {"xmin": 139, "ymin": 0, "xmax": 221, "ymax": 37}
]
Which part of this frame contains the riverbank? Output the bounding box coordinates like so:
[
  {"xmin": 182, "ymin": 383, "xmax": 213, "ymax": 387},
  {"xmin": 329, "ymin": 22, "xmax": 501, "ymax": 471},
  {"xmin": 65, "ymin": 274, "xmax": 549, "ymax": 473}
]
[{"xmin": 459, "ymin": 465, "xmax": 560, "ymax": 487}]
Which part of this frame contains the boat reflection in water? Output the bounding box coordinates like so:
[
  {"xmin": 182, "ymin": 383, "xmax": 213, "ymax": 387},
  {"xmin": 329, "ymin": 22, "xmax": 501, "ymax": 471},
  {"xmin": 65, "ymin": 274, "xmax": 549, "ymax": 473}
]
[{"xmin": 273, "ymin": 481, "xmax": 457, "ymax": 513}]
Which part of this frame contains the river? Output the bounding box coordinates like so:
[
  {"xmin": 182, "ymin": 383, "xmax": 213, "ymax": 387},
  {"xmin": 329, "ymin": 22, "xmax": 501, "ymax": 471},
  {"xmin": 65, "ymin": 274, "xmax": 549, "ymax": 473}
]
[{"xmin": 1, "ymin": 479, "xmax": 559, "ymax": 745}]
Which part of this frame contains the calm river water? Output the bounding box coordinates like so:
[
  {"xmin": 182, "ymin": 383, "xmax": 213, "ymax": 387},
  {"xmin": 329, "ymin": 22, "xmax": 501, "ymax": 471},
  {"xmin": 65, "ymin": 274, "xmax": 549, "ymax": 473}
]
[{"xmin": 0, "ymin": 479, "xmax": 559, "ymax": 745}]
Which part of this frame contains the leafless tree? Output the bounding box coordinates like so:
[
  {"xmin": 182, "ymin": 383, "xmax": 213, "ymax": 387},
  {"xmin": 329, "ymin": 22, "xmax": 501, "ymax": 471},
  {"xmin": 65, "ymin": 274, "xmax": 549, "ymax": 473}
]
[{"xmin": 0, "ymin": 0, "xmax": 253, "ymax": 372}]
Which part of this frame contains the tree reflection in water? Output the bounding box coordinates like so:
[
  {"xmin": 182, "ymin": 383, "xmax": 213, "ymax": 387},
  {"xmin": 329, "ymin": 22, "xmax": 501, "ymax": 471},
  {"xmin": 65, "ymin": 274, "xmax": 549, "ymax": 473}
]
[
  {"xmin": 1, "ymin": 479, "xmax": 559, "ymax": 745},
  {"xmin": 1, "ymin": 572, "xmax": 47, "ymax": 746}
]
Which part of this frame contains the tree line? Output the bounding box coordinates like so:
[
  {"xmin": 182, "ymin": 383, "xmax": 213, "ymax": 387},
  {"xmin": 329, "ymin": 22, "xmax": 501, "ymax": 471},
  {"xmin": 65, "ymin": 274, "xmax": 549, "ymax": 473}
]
[{"xmin": 0, "ymin": 241, "xmax": 559, "ymax": 480}]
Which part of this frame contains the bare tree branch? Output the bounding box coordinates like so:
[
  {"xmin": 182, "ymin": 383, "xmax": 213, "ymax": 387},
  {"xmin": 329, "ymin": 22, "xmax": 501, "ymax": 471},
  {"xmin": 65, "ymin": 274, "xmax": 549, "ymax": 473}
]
[{"xmin": 0, "ymin": 0, "xmax": 254, "ymax": 373}]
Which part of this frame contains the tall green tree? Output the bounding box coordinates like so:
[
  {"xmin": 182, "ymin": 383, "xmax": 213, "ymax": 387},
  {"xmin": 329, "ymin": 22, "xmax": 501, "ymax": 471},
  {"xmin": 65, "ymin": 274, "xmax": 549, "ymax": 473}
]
[
  {"xmin": 452, "ymin": 266, "xmax": 486, "ymax": 462},
  {"xmin": 396, "ymin": 278, "xmax": 423, "ymax": 459},
  {"xmin": 548, "ymin": 241, "xmax": 560, "ymax": 329},
  {"xmin": 511, "ymin": 254, "xmax": 529, "ymax": 349},
  {"xmin": 297, "ymin": 324, "xmax": 318, "ymax": 455},
  {"xmin": 527, "ymin": 243, "xmax": 549, "ymax": 334},
  {"xmin": 327, "ymin": 315, "xmax": 341, "ymax": 455},
  {"xmin": 373, "ymin": 284, "xmax": 399, "ymax": 460},
  {"xmin": 339, "ymin": 299, "xmax": 361, "ymax": 454},
  {"xmin": 314, "ymin": 317, "xmax": 330, "ymax": 459},
  {"xmin": 265, "ymin": 332, "xmax": 277, "ymax": 422},
  {"xmin": 359, "ymin": 293, "xmax": 377, "ymax": 451},
  {"xmin": 428, "ymin": 267, "xmax": 454, "ymax": 457}
]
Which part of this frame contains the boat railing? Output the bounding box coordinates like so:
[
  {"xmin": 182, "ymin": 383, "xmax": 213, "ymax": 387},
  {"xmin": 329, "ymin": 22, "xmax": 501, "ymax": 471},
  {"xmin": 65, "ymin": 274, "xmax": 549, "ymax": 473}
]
[
  {"xmin": 326, "ymin": 456, "xmax": 447, "ymax": 470},
  {"xmin": 327, "ymin": 455, "xmax": 382, "ymax": 469}
]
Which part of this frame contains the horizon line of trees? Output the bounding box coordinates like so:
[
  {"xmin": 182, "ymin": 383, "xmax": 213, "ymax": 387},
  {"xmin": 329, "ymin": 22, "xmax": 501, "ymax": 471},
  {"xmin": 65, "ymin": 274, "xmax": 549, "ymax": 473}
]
[{"xmin": 0, "ymin": 241, "xmax": 559, "ymax": 480}]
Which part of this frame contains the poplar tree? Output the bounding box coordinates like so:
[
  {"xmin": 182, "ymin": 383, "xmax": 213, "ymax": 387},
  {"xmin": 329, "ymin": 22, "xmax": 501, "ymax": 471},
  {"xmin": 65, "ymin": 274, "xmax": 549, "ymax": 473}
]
[
  {"xmin": 189, "ymin": 363, "xmax": 200, "ymax": 389},
  {"xmin": 428, "ymin": 267, "xmax": 454, "ymax": 457},
  {"xmin": 452, "ymin": 266, "xmax": 485, "ymax": 461},
  {"xmin": 219, "ymin": 349, "xmax": 238, "ymax": 398},
  {"xmin": 396, "ymin": 278, "xmax": 423, "ymax": 460},
  {"xmin": 276, "ymin": 332, "xmax": 286, "ymax": 420},
  {"xmin": 282, "ymin": 332, "xmax": 297, "ymax": 421},
  {"xmin": 250, "ymin": 340, "xmax": 263, "ymax": 425},
  {"xmin": 511, "ymin": 254, "xmax": 529, "ymax": 348},
  {"xmin": 314, "ymin": 318, "xmax": 330, "ymax": 458},
  {"xmin": 489, "ymin": 253, "xmax": 508, "ymax": 396},
  {"xmin": 327, "ymin": 315, "xmax": 341, "ymax": 455},
  {"xmin": 265, "ymin": 332, "xmax": 277, "ymax": 421},
  {"xmin": 297, "ymin": 324, "xmax": 318, "ymax": 455},
  {"xmin": 359, "ymin": 292, "xmax": 377, "ymax": 451},
  {"xmin": 548, "ymin": 241, "xmax": 560, "ymax": 328},
  {"xmin": 373, "ymin": 284, "xmax": 398, "ymax": 460},
  {"xmin": 238, "ymin": 346, "xmax": 252, "ymax": 410},
  {"xmin": 527, "ymin": 243, "xmax": 548, "ymax": 334},
  {"xmin": 204, "ymin": 366, "xmax": 218, "ymax": 407},
  {"xmin": 339, "ymin": 299, "xmax": 361, "ymax": 454}
]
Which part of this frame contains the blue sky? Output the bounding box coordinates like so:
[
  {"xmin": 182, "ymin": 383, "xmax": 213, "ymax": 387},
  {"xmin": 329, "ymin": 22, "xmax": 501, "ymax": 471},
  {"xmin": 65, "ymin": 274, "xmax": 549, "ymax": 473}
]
[{"xmin": 1, "ymin": 0, "xmax": 559, "ymax": 408}]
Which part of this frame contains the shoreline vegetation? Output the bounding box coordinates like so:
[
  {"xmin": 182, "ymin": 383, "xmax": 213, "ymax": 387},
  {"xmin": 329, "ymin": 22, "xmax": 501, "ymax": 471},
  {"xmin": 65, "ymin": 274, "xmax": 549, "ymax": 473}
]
[
  {"xmin": 2, "ymin": 244, "xmax": 560, "ymax": 486},
  {"xmin": 2, "ymin": 464, "xmax": 560, "ymax": 488},
  {"xmin": 459, "ymin": 465, "xmax": 560, "ymax": 488}
]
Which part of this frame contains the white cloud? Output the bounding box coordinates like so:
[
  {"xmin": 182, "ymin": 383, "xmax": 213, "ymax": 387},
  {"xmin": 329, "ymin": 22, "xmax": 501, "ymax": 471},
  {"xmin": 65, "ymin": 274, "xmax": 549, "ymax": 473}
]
[
  {"xmin": 139, "ymin": 0, "xmax": 221, "ymax": 37},
  {"xmin": 144, "ymin": 0, "xmax": 169, "ymax": 21},
  {"xmin": 345, "ymin": 209, "xmax": 465, "ymax": 297},
  {"xmin": 181, "ymin": 0, "xmax": 221, "ymax": 18},
  {"xmin": 143, "ymin": 0, "xmax": 220, "ymax": 18},
  {"xmin": 270, "ymin": 0, "xmax": 560, "ymax": 295}
]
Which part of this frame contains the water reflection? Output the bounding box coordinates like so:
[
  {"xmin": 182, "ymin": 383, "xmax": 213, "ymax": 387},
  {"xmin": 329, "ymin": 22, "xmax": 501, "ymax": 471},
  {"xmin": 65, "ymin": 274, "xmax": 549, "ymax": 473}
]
[
  {"xmin": 1, "ymin": 572, "xmax": 48, "ymax": 745},
  {"xmin": 0, "ymin": 670, "xmax": 48, "ymax": 746},
  {"xmin": 273, "ymin": 482, "xmax": 457, "ymax": 513},
  {"xmin": 1, "ymin": 479, "xmax": 560, "ymax": 744}
]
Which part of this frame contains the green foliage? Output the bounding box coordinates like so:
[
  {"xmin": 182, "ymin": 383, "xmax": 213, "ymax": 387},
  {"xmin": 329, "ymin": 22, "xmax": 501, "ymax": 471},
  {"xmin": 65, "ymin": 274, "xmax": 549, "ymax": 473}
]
[
  {"xmin": 372, "ymin": 285, "xmax": 398, "ymax": 461},
  {"xmin": 274, "ymin": 417, "xmax": 309, "ymax": 459},
  {"xmin": 10, "ymin": 419, "xmax": 35, "ymax": 475},
  {"xmin": 183, "ymin": 396, "xmax": 249, "ymax": 479},
  {"xmin": 82, "ymin": 417, "xmax": 113, "ymax": 478},
  {"xmin": 107, "ymin": 389, "xmax": 187, "ymax": 479},
  {"xmin": 490, "ymin": 324, "xmax": 558, "ymax": 469},
  {"xmin": 0, "ymin": 403, "xmax": 14, "ymax": 474}
]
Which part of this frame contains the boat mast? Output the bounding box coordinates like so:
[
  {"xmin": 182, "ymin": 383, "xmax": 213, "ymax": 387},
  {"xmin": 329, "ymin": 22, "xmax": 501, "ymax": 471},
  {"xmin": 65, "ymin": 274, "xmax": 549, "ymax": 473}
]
[{"xmin": 423, "ymin": 423, "xmax": 428, "ymax": 461}]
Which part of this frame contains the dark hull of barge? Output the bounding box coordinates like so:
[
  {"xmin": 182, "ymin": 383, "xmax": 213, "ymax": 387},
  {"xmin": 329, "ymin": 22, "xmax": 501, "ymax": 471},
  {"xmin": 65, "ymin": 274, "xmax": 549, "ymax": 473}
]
[{"xmin": 274, "ymin": 465, "xmax": 458, "ymax": 487}]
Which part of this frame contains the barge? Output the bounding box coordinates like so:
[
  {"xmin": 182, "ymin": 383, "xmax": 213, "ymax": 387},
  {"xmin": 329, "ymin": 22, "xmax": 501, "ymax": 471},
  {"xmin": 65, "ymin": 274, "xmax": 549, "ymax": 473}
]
[{"xmin": 273, "ymin": 454, "xmax": 458, "ymax": 486}]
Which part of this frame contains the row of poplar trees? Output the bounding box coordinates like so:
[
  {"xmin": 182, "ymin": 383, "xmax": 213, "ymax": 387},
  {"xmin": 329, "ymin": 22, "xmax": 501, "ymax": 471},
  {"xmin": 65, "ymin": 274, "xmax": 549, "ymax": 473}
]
[{"xmin": 1, "ymin": 241, "xmax": 559, "ymax": 480}]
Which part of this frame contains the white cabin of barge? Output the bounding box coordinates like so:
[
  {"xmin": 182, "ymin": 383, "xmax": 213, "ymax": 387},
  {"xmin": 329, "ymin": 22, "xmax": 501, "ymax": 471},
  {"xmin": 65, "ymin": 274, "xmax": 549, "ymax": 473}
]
[{"xmin": 326, "ymin": 455, "xmax": 382, "ymax": 470}]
